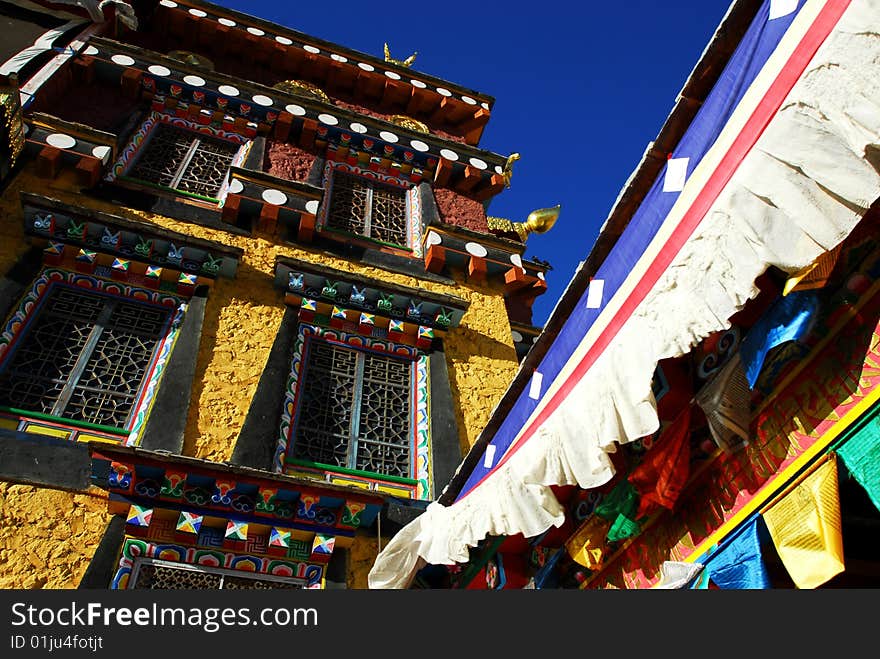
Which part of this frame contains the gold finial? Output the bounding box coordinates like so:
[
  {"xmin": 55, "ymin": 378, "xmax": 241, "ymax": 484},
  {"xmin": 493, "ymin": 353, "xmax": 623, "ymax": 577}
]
[
  {"xmin": 389, "ymin": 115, "xmax": 429, "ymax": 133},
  {"xmin": 488, "ymin": 205, "xmax": 560, "ymax": 242},
  {"xmin": 502, "ymin": 152, "xmax": 520, "ymax": 189},
  {"xmin": 167, "ymin": 50, "xmax": 214, "ymax": 70},
  {"xmin": 384, "ymin": 42, "xmax": 417, "ymax": 68},
  {"xmin": 273, "ymin": 79, "xmax": 330, "ymax": 103},
  {"xmin": 523, "ymin": 205, "xmax": 560, "ymax": 234}
]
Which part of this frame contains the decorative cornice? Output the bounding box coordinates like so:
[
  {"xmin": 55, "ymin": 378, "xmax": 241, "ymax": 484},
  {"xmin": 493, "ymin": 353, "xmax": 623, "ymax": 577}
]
[
  {"xmin": 274, "ymin": 256, "xmax": 468, "ymax": 341},
  {"xmin": 89, "ymin": 443, "xmax": 384, "ymax": 533},
  {"xmin": 162, "ymin": 0, "xmax": 494, "ymax": 113},
  {"xmin": 81, "ymin": 36, "xmax": 509, "ymax": 200},
  {"xmin": 21, "ymin": 192, "xmax": 242, "ymax": 280}
]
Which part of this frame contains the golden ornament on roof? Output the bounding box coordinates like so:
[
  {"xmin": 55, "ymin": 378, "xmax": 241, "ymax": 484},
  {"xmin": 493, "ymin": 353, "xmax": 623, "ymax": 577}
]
[
  {"xmin": 272, "ymin": 79, "xmax": 330, "ymax": 104},
  {"xmin": 389, "ymin": 115, "xmax": 429, "ymax": 133},
  {"xmin": 383, "ymin": 42, "xmax": 417, "ymax": 68},
  {"xmin": 502, "ymin": 152, "xmax": 520, "ymax": 189},
  {"xmin": 487, "ymin": 205, "xmax": 560, "ymax": 242},
  {"xmin": 523, "ymin": 204, "xmax": 560, "ymax": 235},
  {"xmin": 167, "ymin": 50, "xmax": 214, "ymax": 70}
]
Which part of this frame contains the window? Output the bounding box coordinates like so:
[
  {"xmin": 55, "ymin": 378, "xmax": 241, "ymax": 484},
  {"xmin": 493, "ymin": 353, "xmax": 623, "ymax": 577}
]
[
  {"xmin": 126, "ymin": 122, "xmax": 240, "ymax": 199},
  {"xmin": 326, "ymin": 170, "xmax": 409, "ymax": 247},
  {"xmin": 0, "ymin": 284, "xmax": 171, "ymax": 429},
  {"xmin": 130, "ymin": 558, "xmax": 304, "ymax": 590},
  {"xmin": 292, "ymin": 338, "xmax": 413, "ymax": 478}
]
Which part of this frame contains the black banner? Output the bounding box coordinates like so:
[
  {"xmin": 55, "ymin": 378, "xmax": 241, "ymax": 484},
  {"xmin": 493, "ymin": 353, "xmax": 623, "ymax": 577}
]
[{"xmin": 0, "ymin": 588, "xmax": 873, "ymax": 654}]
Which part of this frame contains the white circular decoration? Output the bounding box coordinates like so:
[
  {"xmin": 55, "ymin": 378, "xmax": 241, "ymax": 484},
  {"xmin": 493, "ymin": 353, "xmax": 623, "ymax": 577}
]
[
  {"xmin": 439, "ymin": 148, "xmax": 459, "ymax": 161},
  {"xmin": 537, "ymin": 272, "xmax": 546, "ymax": 281},
  {"xmin": 510, "ymin": 253, "xmax": 523, "ymax": 268},
  {"xmin": 494, "ymin": 165, "xmax": 504, "ymax": 175},
  {"xmin": 183, "ymin": 75, "xmax": 205, "ymax": 87},
  {"xmin": 318, "ymin": 113, "xmax": 338, "ymax": 126},
  {"xmin": 379, "ymin": 131, "xmax": 398, "ymax": 143},
  {"xmin": 331, "ymin": 54, "xmax": 347, "ymax": 62},
  {"xmin": 533, "ymin": 336, "xmax": 539, "ymax": 343},
  {"xmin": 91, "ymin": 145, "xmax": 111, "ymax": 162},
  {"xmin": 481, "ymin": 102, "xmax": 491, "ymax": 110},
  {"xmin": 159, "ymin": 0, "xmax": 177, "ymax": 7},
  {"xmin": 384, "ymin": 71, "xmax": 401, "ymax": 80},
  {"xmin": 188, "ymin": 8, "xmax": 207, "ymax": 17},
  {"xmin": 285, "ymin": 104, "xmax": 306, "ymax": 116},
  {"xmin": 46, "ymin": 133, "xmax": 75, "ymax": 149},
  {"xmin": 275, "ymin": 36, "xmax": 292, "ymax": 45},
  {"xmin": 426, "ymin": 231, "xmax": 442, "ymax": 246},
  {"xmin": 262, "ymin": 189, "xmax": 288, "ymax": 205},
  {"xmin": 247, "ymin": 27, "xmax": 265, "ymax": 36},
  {"xmin": 462, "ymin": 95, "xmax": 477, "ymax": 105},
  {"xmin": 305, "ymin": 200, "xmax": 320, "ymax": 214},
  {"xmin": 83, "ymin": 46, "xmax": 99, "ymax": 56},
  {"xmin": 303, "ymin": 45, "xmax": 320, "ymax": 54},
  {"xmin": 252, "ymin": 94, "xmax": 273, "ymax": 106},
  {"xmin": 218, "ymin": 84, "xmax": 239, "ymax": 96},
  {"xmin": 147, "ymin": 65, "xmax": 170, "ymax": 76},
  {"xmin": 410, "ymin": 79, "xmax": 426, "ymax": 89},
  {"xmin": 410, "ymin": 139, "xmax": 429, "ymax": 152},
  {"xmin": 349, "ymin": 122, "xmax": 367, "ymax": 134},
  {"xmin": 228, "ymin": 179, "xmax": 244, "ymax": 194},
  {"xmin": 465, "ymin": 242, "xmax": 488, "ymax": 258},
  {"xmin": 511, "ymin": 330, "xmax": 523, "ymax": 343},
  {"xmin": 111, "ymin": 54, "xmax": 135, "ymax": 66},
  {"xmin": 218, "ymin": 18, "xmax": 236, "ymax": 27},
  {"xmin": 357, "ymin": 62, "xmax": 374, "ymax": 71},
  {"xmin": 469, "ymin": 157, "xmax": 488, "ymax": 170},
  {"xmin": 436, "ymin": 87, "xmax": 452, "ymax": 97}
]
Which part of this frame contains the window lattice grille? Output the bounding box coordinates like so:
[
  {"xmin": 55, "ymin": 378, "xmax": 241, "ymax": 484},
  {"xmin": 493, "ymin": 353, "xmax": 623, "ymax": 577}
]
[
  {"xmin": 127, "ymin": 123, "xmax": 239, "ymax": 198},
  {"xmin": 132, "ymin": 562, "xmax": 303, "ymax": 590},
  {"xmin": 0, "ymin": 286, "xmax": 170, "ymax": 428},
  {"xmin": 326, "ymin": 171, "xmax": 408, "ymax": 246},
  {"xmin": 293, "ymin": 340, "xmax": 412, "ymax": 478}
]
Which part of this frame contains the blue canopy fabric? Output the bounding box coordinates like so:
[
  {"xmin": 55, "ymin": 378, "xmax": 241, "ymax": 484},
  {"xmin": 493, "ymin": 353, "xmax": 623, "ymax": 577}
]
[{"xmin": 457, "ymin": 0, "xmax": 807, "ymax": 500}]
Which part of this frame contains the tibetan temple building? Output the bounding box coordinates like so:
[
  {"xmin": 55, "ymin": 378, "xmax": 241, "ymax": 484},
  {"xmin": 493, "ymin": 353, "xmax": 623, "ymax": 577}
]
[
  {"xmin": 0, "ymin": 0, "xmax": 557, "ymax": 589},
  {"xmin": 370, "ymin": 0, "xmax": 880, "ymax": 589}
]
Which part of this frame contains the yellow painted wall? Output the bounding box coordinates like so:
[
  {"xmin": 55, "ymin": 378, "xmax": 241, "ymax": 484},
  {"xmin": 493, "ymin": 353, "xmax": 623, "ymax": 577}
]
[
  {"xmin": 0, "ymin": 163, "xmax": 521, "ymax": 587},
  {"xmin": 0, "ymin": 483, "xmax": 111, "ymax": 588}
]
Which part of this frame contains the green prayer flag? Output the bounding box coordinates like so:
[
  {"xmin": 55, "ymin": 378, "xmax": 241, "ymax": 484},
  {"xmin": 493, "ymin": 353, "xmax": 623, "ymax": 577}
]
[{"xmin": 838, "ymin": 415, "xmax": 880, "ymax": 512}]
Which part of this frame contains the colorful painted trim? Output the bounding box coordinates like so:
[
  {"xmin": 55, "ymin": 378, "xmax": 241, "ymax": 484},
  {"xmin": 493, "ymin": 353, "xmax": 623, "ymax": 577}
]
[
  {"xmin": 0, "ymin": 268, "xmax": 186, "ymax": 445},
  {"xmin": 106, "ymin": 111, "xmax": 250, "ymax": 195},
  {"xmin": 111, "ymin": 538, "xmax": 324, "ymax": 589},
  {"xmin": 274, "ymin": 323, "xmax": 430, "ymax": 496},
  {"xmin": 414, "ymin": 354, "xmax": 431, "ymax": 499},
  {"xmin": 408, "ymin": 185, "xmax": 423, "ymax": 258}
]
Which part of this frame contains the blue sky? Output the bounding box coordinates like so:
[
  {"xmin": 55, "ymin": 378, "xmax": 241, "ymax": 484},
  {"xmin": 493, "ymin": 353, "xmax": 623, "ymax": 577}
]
[{"xmin": 216, "ymin": 1, "xmax": 734, "ymax": 326}]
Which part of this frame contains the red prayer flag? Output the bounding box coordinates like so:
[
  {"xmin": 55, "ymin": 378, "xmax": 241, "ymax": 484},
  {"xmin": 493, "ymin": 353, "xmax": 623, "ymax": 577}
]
[{"xmin": 629, "ymin": 406, "xmax": 692, "ymax": 518}]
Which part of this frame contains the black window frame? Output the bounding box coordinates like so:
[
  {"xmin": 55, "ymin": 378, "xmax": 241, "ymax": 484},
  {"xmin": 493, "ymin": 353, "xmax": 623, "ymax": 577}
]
[
  {"xmin": 0, "ymin": 281, "xmax": 174, "ymax": 433},
  {"xmin": 289, "ymin": 335, "xmax": 416, "ymax": 480},
  {"xmin": 325, "ymin": 169, "xmax": 411, "ymax": 249}
]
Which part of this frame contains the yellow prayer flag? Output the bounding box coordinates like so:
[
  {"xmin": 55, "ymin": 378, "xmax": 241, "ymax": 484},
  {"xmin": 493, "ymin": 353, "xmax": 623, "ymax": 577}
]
[
  {"xmin": 762, "ymin": 458, "xmax": 845, "ymax": 589},
  {"xmin": 565, "ymin": 516, "xmax": 612, "ymax": 569}
]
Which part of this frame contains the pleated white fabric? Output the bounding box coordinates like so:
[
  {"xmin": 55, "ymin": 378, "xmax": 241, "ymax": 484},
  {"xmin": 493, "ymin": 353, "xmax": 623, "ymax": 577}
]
[{"xmin": 369, "ymin": 0, "xmax": 880, "ymax": 589}]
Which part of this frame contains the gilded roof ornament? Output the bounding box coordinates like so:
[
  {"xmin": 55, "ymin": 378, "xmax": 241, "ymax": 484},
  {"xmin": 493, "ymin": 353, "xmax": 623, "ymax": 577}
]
[
  {"xmin": 383, "ymin": 43, "xmax": 417, "ymax": 68},
  {"xmin": 167, "ymin": 50, "xmax": 214, "ymax": 70},
  {"xmin": 487, "ymin": 205, "xmax": 560, "ymax": 242},
  {"xmin": 272, "ymin": 80, "xmax": 330, "ymax": 104},
  {"xmin": 389, "ymin": 115, "xmax": 429, "ymax": 133},
  {"xmin": 502, "ymin": 152, "xmax": 520, "ymax": 189}
]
